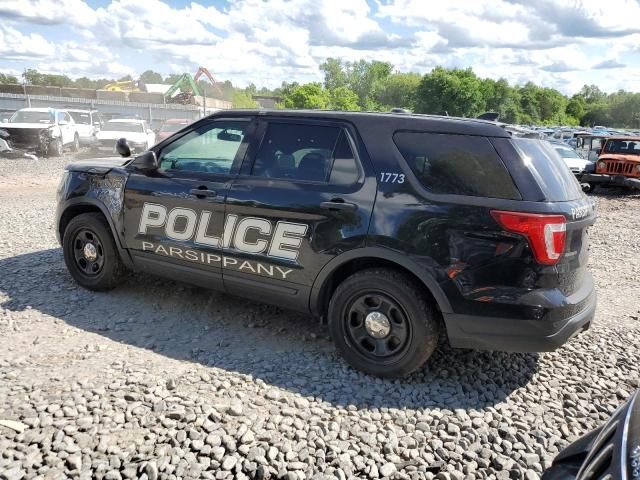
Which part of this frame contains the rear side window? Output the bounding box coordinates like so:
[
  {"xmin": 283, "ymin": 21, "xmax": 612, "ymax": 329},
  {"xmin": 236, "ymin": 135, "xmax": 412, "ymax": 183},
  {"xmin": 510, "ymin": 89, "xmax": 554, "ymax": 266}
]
[
  {"xmin": 510, "ymin": 139, "xmax": 583, "ymax": 201},
  {"xmin": 252, "ymin": 122, "xmax": 359, "ymax": 184},
  {"xmin": 393, "ymin": 132, "xmax": 520, "ymax": 199}
]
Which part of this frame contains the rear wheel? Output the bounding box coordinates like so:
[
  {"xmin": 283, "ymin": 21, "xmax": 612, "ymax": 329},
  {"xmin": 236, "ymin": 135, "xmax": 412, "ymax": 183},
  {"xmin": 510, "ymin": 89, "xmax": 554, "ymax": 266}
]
[
  {"xmin": 328, "ymin": 268, "xmax": 440, "ymax": 378},
  {"xmin": 62, "ymin": 213, "xmax": 125, "ymax": 291}
]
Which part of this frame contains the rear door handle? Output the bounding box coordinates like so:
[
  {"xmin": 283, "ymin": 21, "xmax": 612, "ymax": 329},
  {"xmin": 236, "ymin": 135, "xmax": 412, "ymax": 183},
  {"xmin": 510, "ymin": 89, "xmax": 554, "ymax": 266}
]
[
  {"xmin": 320, "ymin": 200, "xmax": 357, "ymax": 212},
  {"xmin": 190, "ymin": 188, "xmax": 217, "ymax": 198}
]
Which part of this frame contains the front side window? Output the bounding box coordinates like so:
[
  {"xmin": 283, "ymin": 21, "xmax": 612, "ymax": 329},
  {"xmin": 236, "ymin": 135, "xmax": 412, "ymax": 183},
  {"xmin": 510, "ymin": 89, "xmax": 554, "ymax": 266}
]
[
  {"xmin": 393, "ymin": 132, "xmax": 520, "ymax": 199},
  {"xmin": 252, "ymin": 122, "xmax": 359, "ymax": 184},
  {"xmin": 158, "ymin": 120, "xmax": 247, "ymax": 175},
  {"xmin": 69, "ymin": 111, "xmax": 91, "ymax": 125}
]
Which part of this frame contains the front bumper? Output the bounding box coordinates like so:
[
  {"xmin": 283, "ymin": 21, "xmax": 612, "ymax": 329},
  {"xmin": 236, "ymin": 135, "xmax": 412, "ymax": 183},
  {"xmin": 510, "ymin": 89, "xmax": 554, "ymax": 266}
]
[
  {"xmin": 582, "ymin": 173, "xmax": 640, "ymax": 190},
  {"xmin": 444, "ymin": 282, "xmax": 596, "ymax": 352}
]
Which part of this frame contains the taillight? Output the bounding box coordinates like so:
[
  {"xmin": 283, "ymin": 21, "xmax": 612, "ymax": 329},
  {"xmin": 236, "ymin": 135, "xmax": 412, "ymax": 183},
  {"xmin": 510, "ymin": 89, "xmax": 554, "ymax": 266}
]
[{"xmin": 491, "ymin": 210, "xmax": 566, "ymax": 265}]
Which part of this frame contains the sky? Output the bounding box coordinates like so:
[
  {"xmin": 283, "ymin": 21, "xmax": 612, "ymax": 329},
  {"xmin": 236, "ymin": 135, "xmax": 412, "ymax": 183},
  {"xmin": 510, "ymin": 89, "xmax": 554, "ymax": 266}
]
[{"xmin": 1, "ymin": 0, "xmax": 640, "ymax": 95}]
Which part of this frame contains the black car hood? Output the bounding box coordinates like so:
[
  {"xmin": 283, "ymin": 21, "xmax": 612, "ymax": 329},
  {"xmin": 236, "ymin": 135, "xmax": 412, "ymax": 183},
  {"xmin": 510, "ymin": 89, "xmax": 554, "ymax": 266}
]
[{"xmin": 65, "ymin": 157, "xmax": 132, "ymax": 174}]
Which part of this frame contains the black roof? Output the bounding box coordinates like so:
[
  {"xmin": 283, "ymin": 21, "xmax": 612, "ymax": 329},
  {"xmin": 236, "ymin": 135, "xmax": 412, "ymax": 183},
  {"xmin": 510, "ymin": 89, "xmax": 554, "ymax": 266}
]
[{"xmin": 213, "ymin": 109, "xmax": 511, "ymax": 138}]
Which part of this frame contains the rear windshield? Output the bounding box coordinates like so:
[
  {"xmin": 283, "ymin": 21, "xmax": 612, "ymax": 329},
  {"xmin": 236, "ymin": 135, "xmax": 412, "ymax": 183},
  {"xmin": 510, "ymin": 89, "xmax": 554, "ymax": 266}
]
[
  {"xmin": 393, "ymin": 132, "xmax": 520, "ymax": 199},
  {"xmin": 511, "ymin": 139, "xmax": 583, "ymax": 201}
]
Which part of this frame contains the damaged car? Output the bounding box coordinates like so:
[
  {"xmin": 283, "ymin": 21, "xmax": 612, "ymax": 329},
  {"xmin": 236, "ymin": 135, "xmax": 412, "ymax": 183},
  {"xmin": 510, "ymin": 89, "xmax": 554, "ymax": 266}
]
[{"xmin": 0, "ymin": 108, "xmax": 80, "ymax": 157}]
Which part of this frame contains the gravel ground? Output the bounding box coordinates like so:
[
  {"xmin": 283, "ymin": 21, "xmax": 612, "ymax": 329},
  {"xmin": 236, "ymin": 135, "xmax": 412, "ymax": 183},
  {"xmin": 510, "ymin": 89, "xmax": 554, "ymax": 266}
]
[{"xmin": 0, "ymin": 153, "xmax": 639, "ymax": 480}]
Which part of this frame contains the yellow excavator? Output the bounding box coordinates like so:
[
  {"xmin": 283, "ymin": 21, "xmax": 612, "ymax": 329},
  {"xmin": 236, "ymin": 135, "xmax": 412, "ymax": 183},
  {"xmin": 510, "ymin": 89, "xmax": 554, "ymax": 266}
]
[{"xmin": 102, "ymin": 80, "xmax": 146, "ymax": 92}]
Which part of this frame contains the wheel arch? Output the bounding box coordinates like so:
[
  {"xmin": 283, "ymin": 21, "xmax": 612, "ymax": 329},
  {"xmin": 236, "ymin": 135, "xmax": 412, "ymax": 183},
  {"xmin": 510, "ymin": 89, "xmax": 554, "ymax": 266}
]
[
  {"xmin": 310, "ymin": 247, "xmax": 452, "ymax": 320},
  {"xmin": 58, "ymin": 199, "xmax": 134, "ymax": 268}
]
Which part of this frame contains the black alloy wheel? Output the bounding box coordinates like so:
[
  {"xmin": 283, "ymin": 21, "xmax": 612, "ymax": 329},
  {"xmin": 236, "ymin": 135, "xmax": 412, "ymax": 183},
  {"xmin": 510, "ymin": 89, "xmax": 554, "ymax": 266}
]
[
  {"xmin": 328, "ymin": 268, "xmax": 440, "ymax": 378},
  {"xmin": 72, "ymin": 228, "xmax": 105, "ymax": 277},
  {"xmin": 344, "ymin": 291, "xmax": 412, "ymax": 360},
  {"xmin": 62, "ymin": 212, "xmax": 125, "ymax": 291}
]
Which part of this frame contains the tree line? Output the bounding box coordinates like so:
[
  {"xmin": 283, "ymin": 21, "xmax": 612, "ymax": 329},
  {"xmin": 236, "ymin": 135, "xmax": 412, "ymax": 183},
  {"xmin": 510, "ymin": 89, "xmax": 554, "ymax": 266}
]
[
  {"xmin": 2, "ymin": 62, "xmax": 639, "ymax": 128},
  {"xmin": 277, "ymin": 59, "xmax": 640, "ymax": 128}
]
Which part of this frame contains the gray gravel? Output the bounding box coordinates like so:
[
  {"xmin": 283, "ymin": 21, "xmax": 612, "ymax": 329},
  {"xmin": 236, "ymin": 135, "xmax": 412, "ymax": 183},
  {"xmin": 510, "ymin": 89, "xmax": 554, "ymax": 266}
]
[{"xmin": 0, "ymin": 154, "xmax": 639, "ymax": 480}]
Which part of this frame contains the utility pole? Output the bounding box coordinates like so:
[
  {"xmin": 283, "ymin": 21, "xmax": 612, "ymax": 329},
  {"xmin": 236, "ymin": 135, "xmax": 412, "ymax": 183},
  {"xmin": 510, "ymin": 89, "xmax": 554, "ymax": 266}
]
[
  {"xmin": 22, "ymin": 68, "xmax": 31, "ymax": 108},
  {"xmin": 202, "ymin": 83, "xmax": 206, "ymax": 118}
]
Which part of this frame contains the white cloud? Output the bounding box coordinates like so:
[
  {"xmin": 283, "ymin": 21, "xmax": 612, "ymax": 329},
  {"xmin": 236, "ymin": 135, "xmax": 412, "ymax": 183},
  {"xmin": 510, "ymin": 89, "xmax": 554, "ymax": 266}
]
[
  {"xmin": 0, "ymin": 0, "xmax": 97, "ymax": 27},
  {"xmin": 1, "ymin": 0, "xmax": 639, "ymax": 93},
  {"xmin": 0, "ymin": 24, "xmax": 54, "ymax": 61}
]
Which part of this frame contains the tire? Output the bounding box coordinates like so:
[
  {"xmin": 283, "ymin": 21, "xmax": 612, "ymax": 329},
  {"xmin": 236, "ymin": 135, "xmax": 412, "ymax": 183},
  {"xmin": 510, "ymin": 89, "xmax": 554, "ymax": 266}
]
[
  {"xmin": 49, "ymin": 138, "xmax": 63, "ymax": 157},
  {"xmin": 62, "ymin": 213, "xmax": 125, "ymax": 291},
  {"xmin": 328, "ymin": 268, "xmax": 440, "ymax": 378},
  {"xmin": 72, "ymin": 134, "xmax": 80, "ymax": 152}
]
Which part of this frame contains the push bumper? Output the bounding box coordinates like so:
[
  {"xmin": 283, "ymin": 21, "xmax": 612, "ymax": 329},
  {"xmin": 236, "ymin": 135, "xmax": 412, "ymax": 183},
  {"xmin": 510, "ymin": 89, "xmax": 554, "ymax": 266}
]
[
  {"xmin": 444, "ymin": 290, "xmax": 596, "ymax": 352},
  {"xmin": 582, "ymin": 173, "xmax": 640, "ymax": 190}
]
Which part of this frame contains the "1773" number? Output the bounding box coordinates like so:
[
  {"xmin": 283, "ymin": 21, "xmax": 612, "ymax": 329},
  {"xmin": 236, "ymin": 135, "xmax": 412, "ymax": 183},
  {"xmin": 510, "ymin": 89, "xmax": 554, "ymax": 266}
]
[{"xmin": 379, "ymin": 172, "xmax": 405, "ymax": 184}]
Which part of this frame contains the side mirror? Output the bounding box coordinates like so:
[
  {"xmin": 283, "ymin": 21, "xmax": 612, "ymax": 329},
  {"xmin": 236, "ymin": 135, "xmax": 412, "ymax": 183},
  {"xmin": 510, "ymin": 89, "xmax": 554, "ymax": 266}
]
[
  {"xmin": 115, "ymin": 138, "xmax": 131, "ymax": 157},
  {"xmin": 59, "ymin": 120, "xmax": 68, "ymax": 125},
  {"xmin": 2, "ymin": 119, "xmax": 8, "ymax": 123},
  {"xmin": 133, "ymin": 150, "xmax": 158, "ymax": 172}
]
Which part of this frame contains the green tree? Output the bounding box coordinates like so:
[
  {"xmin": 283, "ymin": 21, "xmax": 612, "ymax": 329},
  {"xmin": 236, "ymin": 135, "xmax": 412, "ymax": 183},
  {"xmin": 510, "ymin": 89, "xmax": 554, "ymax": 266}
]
[
  {"xmin": 518, "ymin": 83, "xmax": 541, "ymax": 123},
  {"xmin": 283, "ymin": 83, "xmax": 330, "ymax": 109},
  {"xmin": 320, "ymin": 58, "xmax": 348, "ymax": 91},
  {"xmin": 566, "ymin": 95, "xmax": 586, "ymax": 121},
  {"xmin": 22, "ymin": 69, "xmax": 44, "ymax": 85},
  {"xmin": 415, "ymin": 67, "xmax": 485, "ymax": 117},
  {"xmin": 329, "ymin": 86, "xmax": 360, "ymax": 111},
  {"xmin": 580, "ymin": 84, "xmax": 606, "ymax": 104},
  {"xmin": 139, "ymin": 70, "xmax": 164, "ymax": 84},
  {"xmin": 0, "ymin": 73, "xmax": 18, "ymax": 84},
  {"xmin": 232, "ymin": 90, "xmax": 258, "ymax": 108},
  {"xmin": 374, "ymin": 72, "xmax": 421, "ymax": 110}
]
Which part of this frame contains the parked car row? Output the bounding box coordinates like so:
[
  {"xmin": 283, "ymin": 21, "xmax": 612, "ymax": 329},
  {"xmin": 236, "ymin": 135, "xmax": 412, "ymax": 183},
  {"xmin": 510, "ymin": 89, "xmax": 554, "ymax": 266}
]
[{"xmin": 0, "ymin": 107, "xmax": 193, "ymax": 158}]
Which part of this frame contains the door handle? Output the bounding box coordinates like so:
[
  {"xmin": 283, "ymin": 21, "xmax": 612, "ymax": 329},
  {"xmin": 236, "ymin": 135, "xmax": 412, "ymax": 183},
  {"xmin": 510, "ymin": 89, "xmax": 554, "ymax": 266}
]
[
  {"xmin": 190, "ymin": 188, "xmax": 217, "ymax": 198},
  {"xmin": 320, "ymin": 200, "xmax": 357, "ymax": 212}
]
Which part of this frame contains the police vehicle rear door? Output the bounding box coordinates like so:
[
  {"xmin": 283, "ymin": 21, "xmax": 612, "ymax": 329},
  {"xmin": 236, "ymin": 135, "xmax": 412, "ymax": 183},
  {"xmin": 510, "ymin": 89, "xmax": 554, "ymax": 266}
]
[
  {"xmin": 223, "ymin": 117, "xmax": 376, "ymax": 311},
  {"xmin": 122, "ymin": 118, "xmax": 253, "ymax": 290}
]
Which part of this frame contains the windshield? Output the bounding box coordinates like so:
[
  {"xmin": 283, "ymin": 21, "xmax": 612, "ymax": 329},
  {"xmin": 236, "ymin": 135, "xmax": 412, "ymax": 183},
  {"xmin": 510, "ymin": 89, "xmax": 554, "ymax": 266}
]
[
  {"xmin": 511, "ymin": 138, "xmax": 584, "ymax": 201},
  {"xmin": 104, "ymin": 122, "xmax": 143, "ymax": 133},
  {"xmin": 9, "ymin": 110, "xmax": 53, "ymax": 124},
  {"xmin": 553, "ymin": 145, "xmax": 581, "ymax": 159},
  {"xmin": 68, "ymin": 112, "xmax": 91, "ymax": 125},
  {"xmin": 160, "ymin": 123, "xmax": 185, "ymax": 133},
  {"xmin": 603, "ymin": 139, "xmax": 640, "ymax": 155}
]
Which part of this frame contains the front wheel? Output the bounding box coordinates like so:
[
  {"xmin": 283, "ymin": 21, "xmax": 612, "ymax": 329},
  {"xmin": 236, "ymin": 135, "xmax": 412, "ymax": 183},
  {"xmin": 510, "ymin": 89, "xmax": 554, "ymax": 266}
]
[
  {"xmin": 328, "ymin": 268, "xmax": 440, "ymax": 378},
  {"xmin": 62, "ymin": 213, "xmax": 125, "ymax": 291},
  {"xmin": 48, "ymin": 138, "xmax": 63, "ymax": 157}
]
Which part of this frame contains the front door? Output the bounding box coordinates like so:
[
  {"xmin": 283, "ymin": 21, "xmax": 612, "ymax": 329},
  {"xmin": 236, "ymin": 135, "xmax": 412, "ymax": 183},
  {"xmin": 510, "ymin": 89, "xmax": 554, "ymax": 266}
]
[
  {"xmin": 122, "ymin": 118, "xmax": 253, "ymax": 290},
  {"xmin": 224, "ymin": 118, "xmax": 377, "ymax": 311}
]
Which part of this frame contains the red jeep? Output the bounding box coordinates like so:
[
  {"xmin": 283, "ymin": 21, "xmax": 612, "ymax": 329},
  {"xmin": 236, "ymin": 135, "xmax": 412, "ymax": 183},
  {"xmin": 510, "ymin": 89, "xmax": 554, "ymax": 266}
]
[{"xmin": 583, "ymin": 136, "xmax": 640, "ymax": 190}]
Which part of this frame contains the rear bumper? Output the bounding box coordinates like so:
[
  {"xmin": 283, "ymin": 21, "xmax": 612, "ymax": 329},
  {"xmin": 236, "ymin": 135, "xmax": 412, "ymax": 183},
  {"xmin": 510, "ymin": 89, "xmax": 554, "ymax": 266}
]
[
  {"xmin": 444, "ymin": 287, "xmax": 596, "ymax": 352},
  {"xmin": 582, "ymin": 173, "xmax": 640, "ymax": 190}
]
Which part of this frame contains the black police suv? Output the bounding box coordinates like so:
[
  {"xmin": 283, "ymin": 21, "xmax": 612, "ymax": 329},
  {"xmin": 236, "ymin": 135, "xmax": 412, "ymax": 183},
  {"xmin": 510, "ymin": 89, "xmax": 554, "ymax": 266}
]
[
  {"xmin": 543, "ymin": 389, "xmax": 639, "ymax": 479},
  {"xmin": 56, "ymin": 110, "xmax": 597, "ymax": 378}
]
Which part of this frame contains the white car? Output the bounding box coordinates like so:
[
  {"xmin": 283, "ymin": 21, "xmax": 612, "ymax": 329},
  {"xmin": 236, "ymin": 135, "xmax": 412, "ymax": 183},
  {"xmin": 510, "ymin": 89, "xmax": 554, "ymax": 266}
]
[
  {"xmin": 67, "ymin": 109, "xmax": 104, "ymax": 146},
  {"xmin": 552, "ymin": 142, "xmax": 593, "ymax": 176},
  {"xmin": 0, "ymin": 108, "xmax": 80, "ymax": 156},
  {"xmin": 95, "ymin": 119, "xmax": 155, "ymax": 155}
]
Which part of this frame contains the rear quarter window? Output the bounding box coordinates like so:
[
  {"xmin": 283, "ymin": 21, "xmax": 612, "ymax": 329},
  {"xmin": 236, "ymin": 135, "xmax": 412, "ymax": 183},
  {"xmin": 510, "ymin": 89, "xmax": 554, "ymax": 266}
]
[
  {"xmin": 393, "ymin": 132, "xmax": 521, "ymax": 200},
  {"xmin": 510, "ymin": 138, "xmax": 583, "ymax": 201}
]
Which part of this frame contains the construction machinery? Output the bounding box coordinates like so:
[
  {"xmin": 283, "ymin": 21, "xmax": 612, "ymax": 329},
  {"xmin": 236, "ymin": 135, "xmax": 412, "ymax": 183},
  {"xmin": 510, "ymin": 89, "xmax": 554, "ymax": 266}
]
[
  {"xmin": 103, "ymin": 80, "xmax": 146, "ymax": 93},
  {"xmin": 164, "ymin": 67, "xmax": 223, "ymax": 105}
]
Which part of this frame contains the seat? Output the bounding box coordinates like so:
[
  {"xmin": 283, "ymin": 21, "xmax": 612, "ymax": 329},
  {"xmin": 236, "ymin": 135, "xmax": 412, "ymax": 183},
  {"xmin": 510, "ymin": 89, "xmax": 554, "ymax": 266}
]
[{"xmin": 296, "ymin": 152, "xmax": 327, "ymax": 181}]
